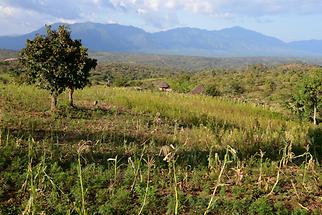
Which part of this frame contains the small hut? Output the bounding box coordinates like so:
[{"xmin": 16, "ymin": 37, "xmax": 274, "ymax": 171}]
[
  {"xmin": 159, "ymin": 81, "xmax": 171, "ymax": 91},
  {"xmin": 3, "ymin": 58, "xmax": 19, "ymax": 62},
  {"xmin": 191, "ymin": 84, "xmax": 205, "ymax": 95}
]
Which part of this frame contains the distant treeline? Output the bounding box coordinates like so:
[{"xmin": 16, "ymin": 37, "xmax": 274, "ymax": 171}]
[
  {"xmin": 2, "ymin": 49, "xmax": 322, "ymax": 71},
  {"xmin": 91, "ymin": 51, "xmax": 322, "ymax": 70}
]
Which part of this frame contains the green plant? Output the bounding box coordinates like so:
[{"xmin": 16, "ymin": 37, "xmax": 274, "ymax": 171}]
[
  {"xmin": 138, "ymin": 156, "xmax": 154, "ymax": 215},
  {"xmin": 76, "ymin": 143, "xmax": 87, "ymax": 215},
  {"xmin": 21, "ymin": 139, "xmax": 37, "ymax": 215},
  {"xmin": 205, "ymin": 84, "xmax": 221, "ymax": 97},
  {"xmin": 108, "ymin": 155, "xmax": 119, "ymax": 184},
  {"xmin": 230, "ymin": 82, "xmax": 245, "ymax": 95},
  {"xmin": 19, "ymin": 25, "xmax": 97, "ymax": 111},
  {"xmin": 249, "ymin": 197, "xmax": 273, "ymax": 215},
  {"xmin": 274, "ymin": 201, "xmax": 289, "ymax": 215},
  {"xmin": 204, "ymin": 146, "xmax": 237, "ymax": 214},
  {"xmin": 172, "ymin": 160, "xmax": 179, "ymax": 215},
  {"xmin": 288, "ymin": 68, "xmax": 322, "ymax": 124},
  {"xmin": 291, "ymin": 208, "xmax": 309, "ymax": 215}
]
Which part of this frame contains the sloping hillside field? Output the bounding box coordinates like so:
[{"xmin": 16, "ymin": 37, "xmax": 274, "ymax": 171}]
[{"xmin": 0, "ymin": 84, "xmax": 321, "ymax": 214}]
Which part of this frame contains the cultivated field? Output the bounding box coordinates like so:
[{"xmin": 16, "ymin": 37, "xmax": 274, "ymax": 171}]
[{"xmin": 0, "ymin": 84, "xmax": 321, "ymax": 214}]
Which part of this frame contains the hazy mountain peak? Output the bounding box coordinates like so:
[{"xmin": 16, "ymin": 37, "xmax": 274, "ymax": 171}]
[
  {"xmin": 223, "ymin": 26, "xmax": 247, "ymax": 31},
  {"xmin": 219, "ymin": 25, "xmax": 266, "ymax": 36}
]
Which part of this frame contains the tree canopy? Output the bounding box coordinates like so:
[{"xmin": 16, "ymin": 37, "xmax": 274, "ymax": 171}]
[
  {"xmin": 289, "ymin": 68, "xmax": 322, "ymax": 124},
  {"xmin": 19, "ymin": 25, "xmax": 97, "ymax": 111}
]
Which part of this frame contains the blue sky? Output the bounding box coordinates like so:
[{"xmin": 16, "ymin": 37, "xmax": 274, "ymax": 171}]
[{"xmin": 1, "ymin": 0, "xmax": 322, "ymax": 42}]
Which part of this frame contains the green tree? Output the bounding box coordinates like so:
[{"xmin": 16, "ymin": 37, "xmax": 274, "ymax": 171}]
[
  {"xmin": 230, "ymin": 81, "xmax": 245, "ymax": 95},
  {"xmin": 289, "ymin": 68, "xmax": 322, "ymax": 124},
  {"xmin": 264, "ymin": 80, "xmax": 276, "ymax": 94},
  {"xmin": 205, "ymin": 84, "xmax": 221, "ymax": 97},
  {"xmin": 19, "ymin": 25, "xmax": 97, "ymax": 111}
]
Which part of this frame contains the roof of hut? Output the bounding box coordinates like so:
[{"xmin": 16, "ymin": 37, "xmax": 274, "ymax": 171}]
[
  {"xmin": 159, "ymin": 81, "xmax": 170, "ymax": 88},
  {"xmin": 2, "ymin": 57, "xmax": 19, "ymax": 62},
  {"xmin": 191, "ymin": 84, "xmax": 205, "ymax": 95}
]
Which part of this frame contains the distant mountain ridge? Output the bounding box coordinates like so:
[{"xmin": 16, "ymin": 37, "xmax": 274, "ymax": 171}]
[{"xmin": 0, "ymin": 22, "xmax": 321, "ymax": 57}]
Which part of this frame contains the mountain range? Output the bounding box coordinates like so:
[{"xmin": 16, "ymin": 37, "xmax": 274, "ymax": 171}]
[{"xmin": 0, "ymin": 22, "xmax": 322, "ymax": 57}]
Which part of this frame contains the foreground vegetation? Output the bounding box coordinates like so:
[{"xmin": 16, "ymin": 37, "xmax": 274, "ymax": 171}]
[{"xmin": 1, "ymin": 83, "xmax": 321, "ymax": 214}]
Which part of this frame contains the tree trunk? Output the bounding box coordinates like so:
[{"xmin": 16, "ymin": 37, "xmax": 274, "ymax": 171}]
[
  {"xmin": 68, "ymin": 87, "xmax": 74, "ymax": 107},
  {"xmin": 51, "ymin": 94, "xmax": 57, "ymax": 112},
  {"xmin": 313, "ymin": 105, "xmax": 317, "ymax": 125}
]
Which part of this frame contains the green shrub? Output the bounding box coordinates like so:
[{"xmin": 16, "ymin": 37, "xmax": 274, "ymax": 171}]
[
  {"xmin": 249, "ymin": 197, "xmax": 273, "ymax": 215},
  {"xmin": 205, "ymin": 84, "xmax": 221, "ymax": 97}
]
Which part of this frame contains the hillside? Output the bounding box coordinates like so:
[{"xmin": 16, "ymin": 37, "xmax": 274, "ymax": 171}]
[
  {"xmin": 1, "ymin": 22, "xmax": 322, "ymax": 57},
  {"xmin": 3, "ymin": 48, "xmax": 318, "ymax": 71},
  {"xmin": 1, "ymin": 83, "xmax": 321, "ymax": 214},
  {"xmin": 1, "ymin": 51, "xmax": 322, "ymax": 214},
  {"xmin": 0, "ymin": 49, "xmax": 18, "ymax": 60},
  {"xmin": 92, "ymin": 52, "xmax": 319, "ymax": 70}
]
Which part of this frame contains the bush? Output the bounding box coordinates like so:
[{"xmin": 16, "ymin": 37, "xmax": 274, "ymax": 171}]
[
  {"xmin": 249, "ymin": 197, "xmax": 273, "ymax": 215},
  {"xmin": 230, "ymin": 82, "xmax": 245, "ymax": 95},
  {"xmin": 205, "ymin": 84, "xmax": 221, "ymax": 97}
]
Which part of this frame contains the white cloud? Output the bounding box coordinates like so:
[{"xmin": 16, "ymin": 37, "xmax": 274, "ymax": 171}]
[
  {"xmin": 51, "ymin": 18, "xmax": 78, "ymax": 24},
  {"xmin": 107, "ymin": 19, "xmax": 118, "ymax": 24},
  {"xmin": 0, "ymin": 4, "xmax": 53, "ymax": 35},
  {"xmin": 164, "ymin": 0, "xmax": 176, "ymax": 9},
  {"xmin": 4, "ymin": 0, "xmax": 322, "ymax": 23},
  {"xmin": 0, "ymin": 5, "xmax": 18, "ymax": 16},
  {"xmin": 218, "ymin": 0, "xmax": 322, "ymax": 16},
  {"xmin": 109, "ymin": 0, "xmax": 216, "ymax": 13},
  {"xmin": 183, "ymin": 0, "xmax": 214, "ymax": 13},
  {"xmin": 210, "ymin": 12, "xmax": 234, "ymax": 19},
  {"xmin": 137, "ymin": 8, "xmax": 147, "ymax": 14},
  {"xmin": 107, "ymin": 0, "xmax": 322, "ymax": 16},
  {"xmin": 146, "ymin": 0, "xmax": 160, "ymax": 11}
]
